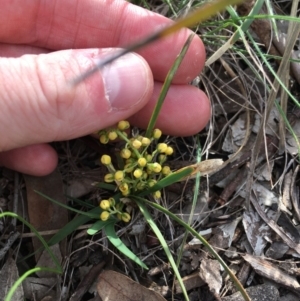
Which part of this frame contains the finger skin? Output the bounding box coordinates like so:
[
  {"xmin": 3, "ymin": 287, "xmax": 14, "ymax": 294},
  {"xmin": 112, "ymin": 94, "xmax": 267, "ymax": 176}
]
[
  {"xmin": 0, "ymin": 144, "xmax": 58, "ymax": 176},
  {"xmin": 129, "ymin": 84, "xmax": 210, "ymax": 136},
  {"xmin": 0, "ymin": 49, "xmax": 153, "ymax": 151},
  {"xmin": 0, "ymin": 0, "xmax": 205, "ymax": 83}
]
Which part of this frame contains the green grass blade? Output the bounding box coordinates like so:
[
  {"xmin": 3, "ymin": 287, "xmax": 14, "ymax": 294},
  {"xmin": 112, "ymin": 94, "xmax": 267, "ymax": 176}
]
[
  {"xmin": 104, "ymin": 222, "xmax": 148, "ymax": 270},
  {"xmin": 0, "ymin": 212, "xmax": 62, "ymax": 272},
  {"xmin": 138, "ymin": 167, "xmax": 193, "ymax": 197},
  {"xmin": 5, "ymin": 267, "xmax": 60, "ymax": 301},
  {"xmin": 176, "ymin": 139, "xmax": 201, "ymax": 267},
  {"xmin": 145, "ymin": 33, "xmax": 194, "ymax": 137},
  {"xmin": 87, "ymin": 220, "xmax": 108, "ymax": 235},
  {"xmin": 35, "ymin": 191, "xmax": 100, "ymax": 219},
  {"xmin": 136, "ymin": 200, "xmax": 189, "ymax": 301},
  {"xmin": 48, "ymin": 206, "xmax": 101, "ymax": 246},
  {"xmin": 135, "ymin": 198, "xmax": 251, "ymax": 301}
]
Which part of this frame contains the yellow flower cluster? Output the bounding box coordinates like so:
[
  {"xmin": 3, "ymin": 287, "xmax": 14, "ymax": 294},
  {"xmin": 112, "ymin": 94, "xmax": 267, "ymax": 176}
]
[
  {"xmin": 98, "ymin": 121, "xmax": 174, "ymax": 200},
  {"xmin": 99, "ymin": 197, "xmax": 131, "ymax": 223}
]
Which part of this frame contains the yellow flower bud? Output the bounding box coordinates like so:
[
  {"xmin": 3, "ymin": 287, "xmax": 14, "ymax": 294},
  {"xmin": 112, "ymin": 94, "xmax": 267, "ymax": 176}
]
[
  {"xmin": 100, "ymin": 211, "xmax": 110, "ymax": 221},
  {"xmin": 133, "ymin": 168, "xmax": 143, "ymax": 179},
  {"xmin": 152, "ymin": 129, "xmax": 162, "ymax": 139},
  {"xmin": 148, "ymin": 179, "xmax": 157, "ymax": 187},
  {"xmin": 101, "ymin": 155, "xmax": 111, "ymax": 165},
  {"xmin": 100, "ymin": 134, "xmax": 109, "ymax": 144},
  {"xmin": 157, "ymin": 143, "xmax": 168, "ymax": 153},
  {"xmin": 138, "ymin": 157, "xmax": 147, "ymax": 167},
  {"xmin": 122, "ymin": 189, "xmax": 130, "ymax": 196},
  {"xmin": 108, "ymin": 131, "xmax": 118, "ymax": 140},
  {"xmin": 165, "ymin": 146, "xmax": 174, "ymax": 155},
  {"xmin": 153, "ymin": 190, "xmax": 161, "ymax": 199},
  {"xmin": 119, "ymin": 183, "xmax": 129, "ymax": 194},
  {"xmin": 162, "ymin": 166, "xmax": 171, "ymax": 175},
  {"xmin": 121, "ymin": 212, "xmax": 131, "ymax": 223},
  {"xmin": 114, "ymin": 170, "xmax": 124, "ymax": 181},
  {"xmin": 104, "ymin": 173, "xmax": 114, "ymax": 183},
  {"xmin": 132, "ymin": 139, "xmax": 142, "ymax": 149},
  {"xmin": 152, "ymin": 163, "xmax": 162, "ymax": 173},
  {"xmin": 120, "ymin": 148, "xmax": 131, "ymax": 159},
  {"xmin": 141, "ymin": 137, "xmax": 151, "ymax": 146},
  {"xmin": 100, "ymin": 200, "xmax": 111, "ymax": 210},
  {"xmin": 118, "ymin": 120, "xmax": 130, "ymax": 130}
]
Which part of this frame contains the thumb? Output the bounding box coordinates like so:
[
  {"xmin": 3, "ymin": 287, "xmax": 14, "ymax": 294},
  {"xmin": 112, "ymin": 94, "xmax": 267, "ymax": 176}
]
[{"xmin": 0, "ymin": 49, "xmax": 153, "ymax": 151}]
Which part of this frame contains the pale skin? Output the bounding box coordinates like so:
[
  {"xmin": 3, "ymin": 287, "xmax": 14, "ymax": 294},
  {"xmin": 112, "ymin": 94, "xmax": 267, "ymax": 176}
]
[{"xmin": 0, "ymin": 0, "xmax": 210, "ymax": 176}]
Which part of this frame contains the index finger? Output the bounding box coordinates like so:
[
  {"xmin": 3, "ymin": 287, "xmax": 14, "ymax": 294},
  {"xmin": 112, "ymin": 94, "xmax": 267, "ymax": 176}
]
[{"xmin": 0, "ymin": 0, "xmax": 205, "ymax": 83}]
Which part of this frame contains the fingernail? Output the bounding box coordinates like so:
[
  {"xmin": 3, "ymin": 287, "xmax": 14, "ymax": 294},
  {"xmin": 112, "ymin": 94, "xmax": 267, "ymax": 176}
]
[{"xmin": 101, "ymin": 53, "xmax": 151, "ymax": 110}]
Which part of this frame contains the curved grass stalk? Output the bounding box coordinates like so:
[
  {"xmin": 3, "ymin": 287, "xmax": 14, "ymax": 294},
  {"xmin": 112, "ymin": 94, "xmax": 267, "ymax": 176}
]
[
  {"xmin": 0, "ymin": 212, "xmax": 62, "ymax": 301},
  {"xmin": 134, "ymin": 198, "xmax": 251, "ymax": 301}
]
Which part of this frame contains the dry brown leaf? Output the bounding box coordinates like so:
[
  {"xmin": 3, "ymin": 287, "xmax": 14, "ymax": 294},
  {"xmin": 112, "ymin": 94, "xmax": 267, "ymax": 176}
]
[
  {"xmin": 0, "ymin": 257, "xmax": 23, "ymax": 301},
  {"xmin": 97, "ymin": 270, "xmax": 167, "ymax": 301},
  {"xmin": 24, "ymin": 169, "xmax": 68, "ymax": 261},
  {"xmin": 199, "ymin": 259, "xmax": 222, "ymax": 294}
]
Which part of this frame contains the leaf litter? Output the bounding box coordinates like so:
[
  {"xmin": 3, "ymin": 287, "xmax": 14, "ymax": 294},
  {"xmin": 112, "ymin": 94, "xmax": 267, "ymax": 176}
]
[{"xmin": 1, "ymin": 1, "xmax": 300, "ymax": 301}]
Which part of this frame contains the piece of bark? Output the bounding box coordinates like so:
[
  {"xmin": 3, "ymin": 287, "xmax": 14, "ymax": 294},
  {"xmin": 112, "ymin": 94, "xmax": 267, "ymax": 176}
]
[
  {"xmin": 243, "ymin": 254, "xmax": 300, "ymax": 295},
  {"xmin": 222, "ymin": 284, "xmax": 279, "ymax": 301}
]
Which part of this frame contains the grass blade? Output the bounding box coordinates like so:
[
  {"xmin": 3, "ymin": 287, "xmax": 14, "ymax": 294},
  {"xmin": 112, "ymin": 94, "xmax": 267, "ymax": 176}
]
[
  {"xmin": 104, "ymin": 222, "xmax": 148, "ymax": 270},
  {"xmin": 136, "ymin": 200, "xmax": 189, "ymax": 301},
  {"xmin": 145, "ymin": 34, "xmax": 194, "ymax": 137}
]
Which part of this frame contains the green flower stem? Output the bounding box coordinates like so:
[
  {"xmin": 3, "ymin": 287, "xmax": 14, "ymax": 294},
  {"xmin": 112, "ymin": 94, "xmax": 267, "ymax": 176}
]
[{"xmin": 116, "ymin": 130, "xmax": 142, "ymax": 159}]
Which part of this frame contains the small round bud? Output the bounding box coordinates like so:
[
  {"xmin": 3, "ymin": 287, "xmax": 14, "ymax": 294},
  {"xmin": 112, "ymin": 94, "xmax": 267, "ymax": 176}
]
[
  {"xmin": 118, "ymin": 120, "xmax": 130, "ymax": 130},
  {"xmin": 165, "ymin": 146, "xmax": 174, "ymax": 155},
  {"xmin": 136, "ymin": 182, "xmax": 145, "ymax": 190},
  {"xmin": 145, "ymin": 154, "xmax": 152, "ymax": 162},
  {"xmin": 147, "ymin": 162, "xmax": 161, "ymax": 173},
  {"xmin": 133, "ymin": 169, "xmax": 143, "ymax": 179},
  {"xmin": 157, "ymin": 143, "xmax": 168, "ymax": 153},
  {"xmin": 104, "ymin": 173, "xmax": 114, "ymax": 183},
  {"xmin": 108, "ymin": 131, "xmax": 118, "ymax": 140},
  {"xmin": 122, "ymin": 188, "xmax": 130, "ymax": 196},
  {"xmin": 120, "ymin": 148, "xmax": 131, "ymax": 159},
  {"xmin": 162, "ymin": 166, "xmax": 172, "ymax": 175},
  {"xmin": 138, "ymin": 157, "xmax": 147, "ymax": 167},
  {"xmin": 100, "ymin": 134, "xmax": 109, "ymax": 144},
  {"xmin": 121, "ymin": 212, "xmax": 131, "ymax": 223},
  {"xmin": 114, "ymin": 170, "xmax": 124, "ymax": 181},
  {"xmin": 108, "ymin": 197, "xmax": 115, "ymax": 206},
  {"xmin": 141, "ymin": 137, "xmax": 151, "ymax": 146},
  {"xmin": 132, "ymin": 139, "xmax": 142, "ymax": 149},
  {"xmin": 158, "ymin": 154, "xmax": 167, "ymax": 164},
  {"xmin": 100, "ymin": 200, "xmax": 111, "ymax": 210},
  {"xmin": 100, "ymin": 211, "xmax": 110, "ymax": 221},
  {"xmin": 119, "ymin": 183, "xmax": 129, "ymax": 194},
  {"xmin": 152, "ymin": 129, "xmax": 162, "ymax": 139},
  {"xmin": 153, "ymin": 191, "xmax": 161, "ymax": 199},
  {"xmin": 101, "ymin": 155, "xmax": 111, "ymax": 165},
  {"xmin": 148, "ymin": 179, "xmax": 157, "ymax": 187}
]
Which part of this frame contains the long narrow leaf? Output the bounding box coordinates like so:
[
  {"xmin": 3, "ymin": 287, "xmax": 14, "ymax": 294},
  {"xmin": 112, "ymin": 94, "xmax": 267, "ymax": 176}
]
[
  {"xmin": 104, "ymin": 222, "xmax": 148, "ymax": 270},
  {"xmin": 136, "ymin": 201, "xmax": 189, "ymax": 301},
  {"xmin": 145, "ymin": 34, "xmax": 194, "ymax": 137},
  {"xmin": 135, "ymin": 198, "xmax": 251, "ymax": 301}
]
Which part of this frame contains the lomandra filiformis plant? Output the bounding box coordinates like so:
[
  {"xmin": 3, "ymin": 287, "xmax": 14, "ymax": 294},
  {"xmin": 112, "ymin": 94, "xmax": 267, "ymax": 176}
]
[{"xmin": 98, "ymin": 120, "xmax": 174, "ymax": 222}]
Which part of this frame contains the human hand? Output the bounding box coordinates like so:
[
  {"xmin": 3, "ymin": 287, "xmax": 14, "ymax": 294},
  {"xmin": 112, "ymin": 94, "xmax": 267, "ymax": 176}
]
[{"xmin": 0, "ymin": 0, "xmax": 210, "ymax": 176}]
